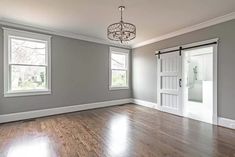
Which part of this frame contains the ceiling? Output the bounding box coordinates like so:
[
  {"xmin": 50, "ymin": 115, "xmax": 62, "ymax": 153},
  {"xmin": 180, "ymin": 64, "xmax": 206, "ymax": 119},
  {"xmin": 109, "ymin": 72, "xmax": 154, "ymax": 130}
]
[{"xmin": 0, "ymin": 0, "xmax": 235, "ymax": 47}]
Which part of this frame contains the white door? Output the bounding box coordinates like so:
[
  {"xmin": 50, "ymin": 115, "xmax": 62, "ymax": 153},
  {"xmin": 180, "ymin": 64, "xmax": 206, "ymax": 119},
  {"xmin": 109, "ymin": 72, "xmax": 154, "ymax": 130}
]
[{"xmin": 157, "ymin": 51, "xmax": 182, "ymax": 116}]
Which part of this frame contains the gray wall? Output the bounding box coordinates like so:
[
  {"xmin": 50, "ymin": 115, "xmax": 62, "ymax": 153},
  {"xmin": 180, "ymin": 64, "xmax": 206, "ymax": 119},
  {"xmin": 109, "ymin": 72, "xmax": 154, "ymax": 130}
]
[
  {"xmin": 132, "ymin": 19, "xmax": 235, "ymax": 120},
  {"xmin": 0, "ymin": 25, "xmax": 131, "ymax": 115}
]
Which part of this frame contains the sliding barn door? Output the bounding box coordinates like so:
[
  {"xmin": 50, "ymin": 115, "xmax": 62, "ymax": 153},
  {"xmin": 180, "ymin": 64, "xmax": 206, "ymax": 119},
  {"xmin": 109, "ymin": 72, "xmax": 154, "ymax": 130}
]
[{"xmin": 157, "ymin": 51, "xmax": 182, "ymax": 116}]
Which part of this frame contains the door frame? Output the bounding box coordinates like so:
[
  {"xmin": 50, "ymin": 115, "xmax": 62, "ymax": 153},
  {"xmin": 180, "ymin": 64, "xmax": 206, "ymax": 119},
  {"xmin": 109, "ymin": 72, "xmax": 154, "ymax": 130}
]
[{"xmin": 156, "ymin": 38, "xmax": 218, "ymax": 125}]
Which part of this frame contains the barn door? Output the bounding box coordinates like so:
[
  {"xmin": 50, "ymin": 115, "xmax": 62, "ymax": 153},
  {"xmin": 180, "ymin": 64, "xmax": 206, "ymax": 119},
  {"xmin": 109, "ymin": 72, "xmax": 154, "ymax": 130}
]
[{"xmin": 157, "ymin": 51, "xmax": 182, "ymax": 116}]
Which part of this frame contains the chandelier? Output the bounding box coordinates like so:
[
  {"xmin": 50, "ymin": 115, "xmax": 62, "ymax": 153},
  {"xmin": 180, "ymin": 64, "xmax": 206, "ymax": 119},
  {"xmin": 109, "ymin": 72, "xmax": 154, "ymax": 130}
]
[{"xmin": 107, "ymin": 6, "xmax": 136, "ymax": 43}]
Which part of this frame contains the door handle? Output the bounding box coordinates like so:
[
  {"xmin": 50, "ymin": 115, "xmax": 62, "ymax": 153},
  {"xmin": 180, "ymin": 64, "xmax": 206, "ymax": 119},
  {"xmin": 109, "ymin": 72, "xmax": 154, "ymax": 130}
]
[{"xmin": 179, "ymin": 79, "xmax": 182, "ymax": 87}]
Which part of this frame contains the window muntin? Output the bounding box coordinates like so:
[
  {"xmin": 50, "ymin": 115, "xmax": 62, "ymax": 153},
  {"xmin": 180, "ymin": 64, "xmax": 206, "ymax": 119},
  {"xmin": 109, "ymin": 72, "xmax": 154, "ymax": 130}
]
[
  {"xmin": 4, "ymin": 28, "xmax": 51, "ymax": 97},
  {"xmin": 109, "ymin": 47, "xmax": 129, "ymax": 89}
]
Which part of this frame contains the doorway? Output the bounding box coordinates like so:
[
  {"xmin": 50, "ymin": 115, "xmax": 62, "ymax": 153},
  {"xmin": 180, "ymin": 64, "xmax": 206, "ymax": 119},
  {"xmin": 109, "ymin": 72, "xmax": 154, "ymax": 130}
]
[
  {"xmin": 182, "ymin": 46, "xmax": 214, "ymax": 124},
  {"xmin": 157, "ymin": 39, "xmax": 218, "ymax": 124}
]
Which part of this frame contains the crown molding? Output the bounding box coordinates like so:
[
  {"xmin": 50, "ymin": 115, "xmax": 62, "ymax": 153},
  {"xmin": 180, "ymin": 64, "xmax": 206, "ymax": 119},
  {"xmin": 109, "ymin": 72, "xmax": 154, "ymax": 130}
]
[
  {"xmin": 0, "ymin": 20, "xmax": 131, "ymax": 49},
  {"xmin": 1, "ymin": 12, "xmax": 234, "ymax": 50},
  {"xmin": 132, "ymin": 12, "xmax": 235, "ymax": 49}
]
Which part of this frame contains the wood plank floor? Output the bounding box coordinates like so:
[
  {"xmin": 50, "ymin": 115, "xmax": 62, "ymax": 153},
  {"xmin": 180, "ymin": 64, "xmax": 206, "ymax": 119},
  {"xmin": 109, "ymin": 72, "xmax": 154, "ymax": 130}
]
[{"xmin": 0, "ymin": 104, "xmax": 235, "ymax": 157}]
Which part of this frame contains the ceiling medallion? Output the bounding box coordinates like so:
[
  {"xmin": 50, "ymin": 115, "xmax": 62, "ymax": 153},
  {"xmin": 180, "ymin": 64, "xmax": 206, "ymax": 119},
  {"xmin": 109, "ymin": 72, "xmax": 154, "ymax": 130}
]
[{"xmin": 107, "ymin": 6, "xmax": 136, "ymax": 43}]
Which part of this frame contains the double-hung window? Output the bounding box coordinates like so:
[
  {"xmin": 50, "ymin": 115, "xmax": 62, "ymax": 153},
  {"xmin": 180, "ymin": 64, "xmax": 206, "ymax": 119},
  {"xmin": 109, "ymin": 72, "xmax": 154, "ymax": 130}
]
[
  {"xmin": 4, "ymin": 28, "xmax": 51, "ymax": 97},
  {"xmin": 109, "ymin": 47, "xmax": 129, "ymax": 90}
]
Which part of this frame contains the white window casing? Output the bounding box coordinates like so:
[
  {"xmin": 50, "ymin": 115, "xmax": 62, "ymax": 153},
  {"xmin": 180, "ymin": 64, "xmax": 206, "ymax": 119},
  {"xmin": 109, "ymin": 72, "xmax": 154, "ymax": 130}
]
[
  {"xmin": 109, "ymin": 47, "xmax": 130, "ymax": 90},
  {"xmin": 3, "ymin": 28, "xmax": 52, "ymax": 97}
]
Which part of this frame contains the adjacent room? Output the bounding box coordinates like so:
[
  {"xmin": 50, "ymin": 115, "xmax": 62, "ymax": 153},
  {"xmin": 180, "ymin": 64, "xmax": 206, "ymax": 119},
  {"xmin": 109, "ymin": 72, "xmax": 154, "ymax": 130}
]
[{"xmin": 0, "ymin": 0, "xmax": 235, "ymax": 156}]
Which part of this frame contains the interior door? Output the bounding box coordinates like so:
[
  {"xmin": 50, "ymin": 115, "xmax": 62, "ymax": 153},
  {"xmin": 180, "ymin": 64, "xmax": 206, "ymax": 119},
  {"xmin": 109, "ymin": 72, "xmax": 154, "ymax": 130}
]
[{"xmin": 157, "ymin": 51, "xmax": 182, "ymax": 116}]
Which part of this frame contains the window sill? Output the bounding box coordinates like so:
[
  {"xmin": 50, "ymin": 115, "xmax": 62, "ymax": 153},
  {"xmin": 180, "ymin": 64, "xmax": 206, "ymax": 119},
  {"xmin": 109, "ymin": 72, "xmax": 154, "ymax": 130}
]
[
  {"xmin": 109, "ymin": 87, "xmax": 129, "ymax": 91},
  {"xmin": 4, "ymin": 90, "xmax": 51, "ymax": 98}
]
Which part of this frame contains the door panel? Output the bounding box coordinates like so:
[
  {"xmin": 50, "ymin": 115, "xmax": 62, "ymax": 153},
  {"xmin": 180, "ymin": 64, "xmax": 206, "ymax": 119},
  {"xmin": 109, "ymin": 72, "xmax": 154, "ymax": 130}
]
[
  {"xmin": 157, "ymin": 51, "xmax": 182, "ymax": 115},
  {"xmin": 161, "ymin": 76, "xmax": 178, "ymax": 90}
]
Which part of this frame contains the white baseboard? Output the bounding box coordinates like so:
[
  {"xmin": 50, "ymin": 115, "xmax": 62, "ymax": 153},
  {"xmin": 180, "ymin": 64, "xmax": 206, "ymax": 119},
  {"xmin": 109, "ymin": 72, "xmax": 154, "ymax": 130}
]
[
  {"xmin": 218, "ymin": 117, "xmax": 235, "ymax": 130},
  {"xmin": 132, "ymin": 98, "xmax": 235, "ymax": 130},
  {"xmin": 131, "ymin": 99, "xmax": 159, "ymax": 109},
  {"xmin": 1, "ymin": 98, "xmax": 234, "ymax": 130},
  {"xmin": 0, "ymin": 98, "xmax": 132, "ymax": 123}
]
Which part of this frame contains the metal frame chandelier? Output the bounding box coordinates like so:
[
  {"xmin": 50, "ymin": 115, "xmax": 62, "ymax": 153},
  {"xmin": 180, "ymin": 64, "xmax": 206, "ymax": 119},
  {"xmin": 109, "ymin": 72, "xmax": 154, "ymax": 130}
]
[{"xmin": 107, "ymin": 6, "xmax": 136, "ymax": 43}]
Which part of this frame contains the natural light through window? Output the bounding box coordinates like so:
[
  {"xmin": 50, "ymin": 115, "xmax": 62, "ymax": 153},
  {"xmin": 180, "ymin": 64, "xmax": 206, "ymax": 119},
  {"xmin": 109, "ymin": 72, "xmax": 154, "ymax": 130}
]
[
  {"xmin": 109, "ymin": 47, "xmax": 129, "ymax": 90},
  {"xmin": 4, "ymin": 28, "xmax": 51, "ymax": 97}
]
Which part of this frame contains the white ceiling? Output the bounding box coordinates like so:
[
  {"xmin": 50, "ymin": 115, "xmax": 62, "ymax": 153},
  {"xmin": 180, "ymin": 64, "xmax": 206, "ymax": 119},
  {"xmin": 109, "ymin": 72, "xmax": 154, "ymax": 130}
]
[{"xmin": 0, "ymin": 0, "xmax": 235, "ymax": 47}]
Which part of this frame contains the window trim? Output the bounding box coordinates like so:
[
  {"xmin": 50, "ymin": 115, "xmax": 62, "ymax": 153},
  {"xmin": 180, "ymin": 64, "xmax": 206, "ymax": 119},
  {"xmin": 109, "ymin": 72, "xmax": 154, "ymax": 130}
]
[
  {"xmin": 3, "ymin": 27, "xmax": 52, "ymax": 97},
  {"xmin": 109, "ymin": 47, "xmax": 130, "ymax": 90}
]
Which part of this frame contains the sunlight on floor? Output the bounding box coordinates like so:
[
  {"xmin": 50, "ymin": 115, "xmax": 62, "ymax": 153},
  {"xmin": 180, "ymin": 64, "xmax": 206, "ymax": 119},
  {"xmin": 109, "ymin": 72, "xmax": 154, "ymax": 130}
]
[
  {"xmin": 108, "ymin": 115, "xmax": 130, "ymax": 156},
  {"xmin": 7, "ymin": 136, "xmax": 55, "ymax": 157}
]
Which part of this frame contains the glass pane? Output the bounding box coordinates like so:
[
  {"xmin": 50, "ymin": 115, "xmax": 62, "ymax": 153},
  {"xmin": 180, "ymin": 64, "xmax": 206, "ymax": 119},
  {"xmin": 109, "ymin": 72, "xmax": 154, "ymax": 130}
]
[
  {"xmin": 11, "ymin": 65, "xmax": 47, "ymax": 91},
  {"xmin": 111, "ymin": 53, "xmax": 126, "ymax": 69},
  {"xmin": 112, "ymin": 70, "xmax": 127, "ymax": 87},
  {"xmin": 185, "ymin": 47, "xmax": 213, "ymax": 103},
  {"xmin": 10, "ymin": 38, "xmax": 46, "ymax": 65}
]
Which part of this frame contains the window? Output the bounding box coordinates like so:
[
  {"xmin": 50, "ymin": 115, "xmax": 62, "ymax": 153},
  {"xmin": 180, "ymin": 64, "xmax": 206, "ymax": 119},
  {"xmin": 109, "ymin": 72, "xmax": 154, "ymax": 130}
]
[
  {"xmin": 109, "ymin": 47, "xmax": 129, "ymax": 90},
  {"xmin": 4, "ymin": 28, "xmax": 51, "ymax": 97}
]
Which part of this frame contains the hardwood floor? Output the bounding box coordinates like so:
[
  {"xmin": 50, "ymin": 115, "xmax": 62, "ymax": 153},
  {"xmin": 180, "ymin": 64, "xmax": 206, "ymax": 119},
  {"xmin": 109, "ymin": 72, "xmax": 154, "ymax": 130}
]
[{"xmin": 0, "ymin": 104, "xmax": 235, "ymax": 157}]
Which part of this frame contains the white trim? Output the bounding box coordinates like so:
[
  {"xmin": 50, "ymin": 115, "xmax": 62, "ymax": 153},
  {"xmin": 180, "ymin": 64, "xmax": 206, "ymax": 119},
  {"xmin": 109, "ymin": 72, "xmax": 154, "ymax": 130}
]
[
  {"xmin": 181, "ymin": 40, "xmax": 218, "ymax": 125},
  {"xmin": 213, "ymin": 43, "xmax": 218, "ymax": 125},
  {"xmin": 131, "ymin": 99, "xmax": 159, "ymax": 110},
  {"xmin": 157, "ymin": 56, "xmax": 161, "ymax": 111},
  {"xmin": 182, "ymin": 38, "xmax": 219, "ymax": 49},
  {"xmin": 109, "ymin": 47, "xmax": 130, "ymax": 90},
  {"xmin": 0, "ymin": 20, "xmax": 131, "ymax": 49},
  {"xmin": 218, "ymin": 117, "xmax": 235, "ymax": 130},
  {"xmin": 4, "ymin": 90, "xmax": 51, "ymax": 98},
  {"xmin": 132, "ymin": 98, "xmax": 235, "ymax": 130},
  {"xmin": 3, "ymin": 98, "xmax": 233, "ymax": 129},
  {"xmin": 156, "ymin": 38, "xmax": 219, "ymax": 54},
  {"xmin": 3, "ymin": 28, "xmax": 52, "ymax": 97},
  {"xmin": 1, "ymin": 12, "xmax": 234, "ymax": 49},
  {"xmin": 133, "ymin": 12, "xmax": 235, "ymax": 48},
  {"xmin": 110, "ymin": 47, "xmax": 130, "ymax": 54},
  {"xmin": 109, "ymin": 87, "xmax": 130, "ymax": 91},
  {"xmin": 0, "ymin": 99, "xmax": 132, "ymax": 124},
  {"xmin": 3, "ymin": 27, "xmax": 52, "ymax": 40}
]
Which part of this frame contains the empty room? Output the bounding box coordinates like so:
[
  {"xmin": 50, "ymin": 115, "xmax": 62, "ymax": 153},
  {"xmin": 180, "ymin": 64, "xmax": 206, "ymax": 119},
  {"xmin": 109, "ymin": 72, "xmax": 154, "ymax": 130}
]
[{"xmin": 0, "ymin": 0, "xmax": 235, "ymax": 156}]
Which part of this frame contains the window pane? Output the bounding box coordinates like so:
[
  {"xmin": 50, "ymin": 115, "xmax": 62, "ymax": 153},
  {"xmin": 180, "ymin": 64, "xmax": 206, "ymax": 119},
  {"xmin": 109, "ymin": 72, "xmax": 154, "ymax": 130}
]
[
  {"xmin": 111, "ymin": 53, "xmax": 126, "ymax": 69},
  {"xmin": 10, "ymin": 38, "xmax": 46, "ymax": 65},
  {"xmin": 11, "ymin": 65, "xmax": 47, "ymax": 91},
  {"xmin": 112, "ymin": 70, "xmax": 127, "ymax": 87}
]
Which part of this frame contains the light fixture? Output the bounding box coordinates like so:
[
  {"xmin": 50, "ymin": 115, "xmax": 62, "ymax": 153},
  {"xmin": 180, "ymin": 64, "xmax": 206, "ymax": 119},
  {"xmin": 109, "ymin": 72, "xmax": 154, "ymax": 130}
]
[{"xmin": 107, "ymin": 6, "xmax": 136, "ymax": 43}]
